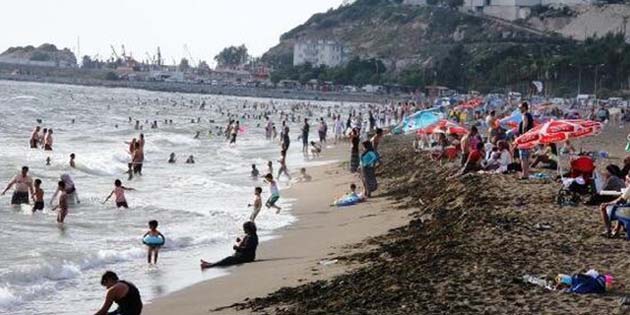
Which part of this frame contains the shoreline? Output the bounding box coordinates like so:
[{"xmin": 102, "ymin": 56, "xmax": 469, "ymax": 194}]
[
  {"xmin": 0, "ymin": 75, "xmax": 390, "ymax": 103},
  {"xmin": 144, "ymin": 144, "xmax": 413, "ymax": 315}
]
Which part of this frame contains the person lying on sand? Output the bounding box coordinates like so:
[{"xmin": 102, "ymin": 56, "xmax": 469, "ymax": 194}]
[
  {"xmin": 332, "ymin": 184, "xmax": 366, "ymax": 207},
  {"xmin": 200, "ymin": 222, "xmax": 258, "ymax": 269}
]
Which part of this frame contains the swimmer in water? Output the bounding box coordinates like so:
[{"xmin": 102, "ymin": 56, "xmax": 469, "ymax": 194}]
[
  {"xmin": 251, "ymin": 164, "xmax": 259, "ymax": 179},
  {"xmin": 46, "ymin": 157, "xmax": 51, "ymax": 166},
  {"xmin": 51, "ymin": 181, "xmax": 68, "ymax": 224},
  {"xmin": 69, "ymin": 153, "xmax": 76, "ymax": 168},
  {"xmin": 143, "ymin": 220, "xmax": 165, "ymax": 265},
  {"xmin": 30, "ymin": 126, "xmax": 40, "ymax": 148},
  {"xmin": 194, "ymin": 131, "xmax": 200, "ymax": 139},
  {"xmin": 103, "ymin": 179, "xmax": 135, "ymax": 209},
  {"xmin": 185, "ymin": 155, "xmax": 195, "ymax": 164},
  {"xmin": 32, "ymin": 179, "xmax": 44, "ymax": 212},
  {"xmin": 168, "ymin": 153, "xmax": 176, "ymax": 164},
  {"xmin": 44, "ymin": 129, "xmax": 53, "ymax": 151}
]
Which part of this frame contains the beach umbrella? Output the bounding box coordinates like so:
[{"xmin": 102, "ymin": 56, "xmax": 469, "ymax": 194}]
[
  {"xmin": 456, "ymin": 98, "xmax": 483, "ymax": 110},
  {"xmin": 417, "ymin": 119, "xmax": 469, "ymax": 136},
  {"xmin": 515, "ymin": 119, "xmax": 603, "ymax": 149},
  {"xmin": 393, "ymin": 108, "xmax": 443, "ymax": 134}
]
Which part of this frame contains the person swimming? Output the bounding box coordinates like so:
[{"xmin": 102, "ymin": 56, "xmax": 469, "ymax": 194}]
[
  {"xmin": 168, "ymin": 153, "xmax": 176, "ymax": 164},
  {"xmin": 185, "ymin": 155, "xmax": 195, "ymax": 164}
]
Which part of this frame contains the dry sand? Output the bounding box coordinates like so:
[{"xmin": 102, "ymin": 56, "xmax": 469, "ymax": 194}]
[{"xmin": 144, "ymin": 144, "xmax": 413, "ymax": 315}]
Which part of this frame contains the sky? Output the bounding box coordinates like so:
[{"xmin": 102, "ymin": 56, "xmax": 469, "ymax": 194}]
[{"xmin": 0, "ymin": 0, "xmax": 343, "ymax": 66}]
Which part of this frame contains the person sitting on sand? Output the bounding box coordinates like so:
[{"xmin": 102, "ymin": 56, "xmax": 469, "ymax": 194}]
[
  {"xmin": 168, "ymin": 152, "xmax": 176, "ymax": 164},
  {"xmin": 296, "ymin": 168, "xmax": 312, "ymax": 182},
  {"xmin": 185, "ymin": 155, "xmax": 195, "ymax": 164},
  {"xmin": 200, "ymin": 221, "xmax": 258, "ymax": 269},
  {"xmin": 531, "ymin": 144, "xmax": 558, "ymax": 170},
  {"xmin": 599, "ymin": 174, "xmax": 630, "ymax": 237},
  {"xmin": 310, "ymin": 141, "xmax": 322, "ymax": 157},
  {"xmin": 621, "ymin": 156, "xmax": 630, "ymax": 178},
  {"xmin": 450, "ymin": 142, "xmax": 484, "ymax": 178},
  {"xmin": 93, "ymin": 271, "xmax": 143, "ymax": 315},
  {"xmin": 332, "ymin": 183, "xmax": 366, "ymax": 207},
  {"xmin": 587, "ymin": 164, "xmax": 626, "ymax": 205}
]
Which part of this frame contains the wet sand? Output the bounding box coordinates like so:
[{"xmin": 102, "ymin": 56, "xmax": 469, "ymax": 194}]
[{"xmin": 145, "ymin": 144, "xmax": 413, "ymax": 315}]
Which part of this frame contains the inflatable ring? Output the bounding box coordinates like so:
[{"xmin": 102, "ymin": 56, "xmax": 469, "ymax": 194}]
[{"xmin": 143, "ymin": 235, "xmax": 165, "ymax": 246}]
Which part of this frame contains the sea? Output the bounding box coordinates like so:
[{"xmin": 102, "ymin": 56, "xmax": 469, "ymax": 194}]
[{"xmin": 0, "ymin": 80, "xmax": 348, "ymax": 315}]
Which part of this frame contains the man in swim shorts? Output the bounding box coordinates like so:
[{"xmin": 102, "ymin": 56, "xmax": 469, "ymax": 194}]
[
  {"xmin": 1, "ymin": 166, "xmax": 34, "ymax": 205},
  {"xmin": 30, "ymin": 126, "xmax": 40, "ymax": 148},
  {"xmin": 93, "ymin": 271, "xmax": 143, "ymax": 315}
]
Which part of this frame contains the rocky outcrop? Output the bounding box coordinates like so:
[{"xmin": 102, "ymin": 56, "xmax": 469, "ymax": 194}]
[{"xmin": 0, "ymin": 44, "xmax": 77, "ymax": 68}]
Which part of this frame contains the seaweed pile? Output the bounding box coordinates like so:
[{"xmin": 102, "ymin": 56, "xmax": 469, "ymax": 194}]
[{"xmin": 232, "ymin": 136, "xmax": 630, "ymax": 315}]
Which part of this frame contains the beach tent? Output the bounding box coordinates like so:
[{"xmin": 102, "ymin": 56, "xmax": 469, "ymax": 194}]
[{"xmin": 392, "ymin": 108, "xmax": 443, "ymax": 134}]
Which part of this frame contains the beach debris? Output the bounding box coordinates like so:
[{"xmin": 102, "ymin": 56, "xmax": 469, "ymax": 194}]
[
  {"xmin": 522, "ymin": 274, "xmax": 554, "ymax": 290},
  {"xmin": 319, "ymin": 259, "xmax": 338, "ymax": 266},
  {"xmin": 534, "ymin": 222, "xmax": 553, "ymax": 230}
]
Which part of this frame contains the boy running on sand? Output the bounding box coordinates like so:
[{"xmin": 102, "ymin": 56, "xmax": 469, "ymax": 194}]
[
  {"xmin": 264, "ymin": 174, "xmax": 281, "ymax": 214},
  {"xmin": 32, "ymin": 179, "xmax": 44, "ymax": 212},
  {"xmin": 248, "ymin": 187, "xmax": 263, "ymax": 221},
  {"xmin": 103, "ymin": 179, "xmax": 135, "ymax": 208},
  {"xmin": 51, "ymin": 181, "xmax": 68, "ymax": 224},
  {"xmin": 142, "ymin": 220, "xmax": 165, "ymax": 265}
]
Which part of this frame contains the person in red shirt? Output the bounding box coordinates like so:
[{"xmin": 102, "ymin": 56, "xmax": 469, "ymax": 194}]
[{"xmin": 450, "ymin": 142, "xmax": 485, "ymax": 178}]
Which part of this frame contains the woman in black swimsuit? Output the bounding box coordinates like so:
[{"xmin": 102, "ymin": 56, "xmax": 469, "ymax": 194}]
[{"xmin": 200, "ymin": 222, "xmax": 258, "ymax": 269}]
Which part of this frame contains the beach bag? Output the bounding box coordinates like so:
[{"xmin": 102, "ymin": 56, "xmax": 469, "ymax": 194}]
[{"xmin": 570, "ymin": 274, "xmax": 606, "ymax": 294}]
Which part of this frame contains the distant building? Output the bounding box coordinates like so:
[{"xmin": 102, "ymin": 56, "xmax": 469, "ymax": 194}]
[
  {"xmin": 403, "ymin": 0, "xmax": 428, "ymax": 5},
  {"xmin": 293, "ymin": 40, "xmax": 350, "ymax": 67},
  {"xmin": 462, "ymin": 0, "xmax": 595, "ymax": 20}
]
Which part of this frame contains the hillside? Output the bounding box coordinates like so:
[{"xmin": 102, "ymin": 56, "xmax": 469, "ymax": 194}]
[
  {"xmin": 262, "ymin": 0, "xmax": 630, "ymax": 96},
  {"xmin": 0, "ymin": 44, "xmax": 77, "ymax": 67},
  {"xmin": 262, "ymin": 0, "xmax": 563, "ymax": 73}
]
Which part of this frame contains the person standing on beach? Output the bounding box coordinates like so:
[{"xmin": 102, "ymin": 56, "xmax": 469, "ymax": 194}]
[
  {"xmin": 264, "ymin": 173, "xmax": 282, "ymax": 213},
  {"xmin": 1, "ymin": 166, "xmax": 34, "ymax": 205},
  {"xmin": 349, "ymin": 128, "xmax": 360, "ymax": 173},
  {"xmin": 39, "ymin": 128, "xmax": 47, "ymax": 147},
  {"xmin": 518, "ymin": 102, "xmax": 534, "ymax": 179},
  {"xmin": 30, "ymin": 126, "xmax": 40, "ymax": 148},
  {"xmin": 281, "ymin": 126, "xmax": 290, "ymax": 152},
  {"xmin": 360, "ymin": 141, "xmax": 379, "ymax": 198},
  {"xmin": 248, "ymin": 187, "xmax": 263, "ymax": 221},
  {"xmin": 93, "ymin": 271, "xmax": 143, "ymax": 315},
  {"xmin": 277, "ymin": 150, "xmax": 291, "ymax": 180},
  {"xmin": 301, "ymin": 118, "xmax": 310, "ymax": 154}
]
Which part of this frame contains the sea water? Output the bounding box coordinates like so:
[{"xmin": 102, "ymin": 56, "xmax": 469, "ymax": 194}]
[{"xmin": 0, "ymin": 80, "xmax": 347, "ymax": 315}]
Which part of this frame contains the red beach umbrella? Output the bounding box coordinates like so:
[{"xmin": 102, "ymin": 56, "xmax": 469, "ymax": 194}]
[
  {"xmin": 515, "ymin": 119, "xmax": 603, "ymax": 149},
  {"xmin": 417, "ymin": 119, "xmax": 469, "ymax": 136}
]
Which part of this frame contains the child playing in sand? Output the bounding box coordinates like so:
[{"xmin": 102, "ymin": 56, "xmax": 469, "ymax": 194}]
[
  {"xmin": 264, "ymin": 174, "xmax": 281, "ymax": 213},
  {"xmin": 103, "ymin": 179, "xmax": 135, "ymax": 209},
  {"xmin": 248, "ymin": 187, "xmax": 263, "ymax": 221},
  {"xmin": 310, "ymin": 141, "xmax": 322, "ymax": 157},
  {"xmin": 51, "ymin": 181, "xmax": 68, "ymax": 224},
  {"xmin": 142, "ymin": 220, "xmax": 165, "ymax": 265},
  {"xmin": 32, "ymin": 179, "xmax": 44, "ymax": 212},
  {"xmin": 296, "ymin": 168, "xmax": 312, "ymax": 182}
]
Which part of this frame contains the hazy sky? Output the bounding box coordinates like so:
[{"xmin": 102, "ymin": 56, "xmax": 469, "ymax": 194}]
[{"xmin": 0, "ymin": 0, "xmax": 342, "ymax": 65}]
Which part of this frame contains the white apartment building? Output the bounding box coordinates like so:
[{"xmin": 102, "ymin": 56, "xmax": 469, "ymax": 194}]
[{"xmin": 293, "ymin": 40, "xmax": 350, "ymax": 67}]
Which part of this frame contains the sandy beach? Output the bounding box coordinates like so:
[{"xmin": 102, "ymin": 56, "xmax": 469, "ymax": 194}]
[{"xmin": 145, "ymin": 145, "xmax": 413, "ymax": 315}]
